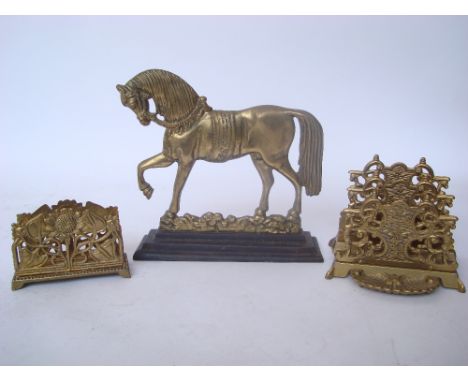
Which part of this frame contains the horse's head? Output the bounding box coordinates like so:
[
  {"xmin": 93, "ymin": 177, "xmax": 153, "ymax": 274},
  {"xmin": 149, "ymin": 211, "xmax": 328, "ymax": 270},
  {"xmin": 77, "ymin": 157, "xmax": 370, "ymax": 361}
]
[{"xmin": 116, "ymin": 84, "xmax": 156, "ymax": 126}]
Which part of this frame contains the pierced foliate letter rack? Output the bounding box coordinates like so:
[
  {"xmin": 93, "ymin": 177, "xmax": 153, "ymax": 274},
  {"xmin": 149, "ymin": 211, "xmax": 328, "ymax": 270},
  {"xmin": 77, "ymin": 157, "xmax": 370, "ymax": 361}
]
[
  {"xmin": 11, "ymin": 200, "xmax": 130, "ymax": 290},
  {"xmin": 326, "ymin": 156, "xmax": 464, "ymax": 295}
]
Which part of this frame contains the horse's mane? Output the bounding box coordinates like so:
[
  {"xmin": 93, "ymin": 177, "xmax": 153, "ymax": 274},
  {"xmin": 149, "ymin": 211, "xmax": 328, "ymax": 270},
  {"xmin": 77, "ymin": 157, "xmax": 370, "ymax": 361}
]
[{"xmin": 126, "ymin": 69, "xmax": 200, "ymax": 123}]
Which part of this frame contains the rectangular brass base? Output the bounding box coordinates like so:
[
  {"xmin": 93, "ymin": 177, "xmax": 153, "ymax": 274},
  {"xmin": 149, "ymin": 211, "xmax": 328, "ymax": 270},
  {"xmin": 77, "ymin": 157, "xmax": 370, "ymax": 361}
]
[
  {"xmin": 326, "ymin": 261, "xmax": 465, "ymax": 295},
  {"xmin": 12, "ymin": 254, "xmax": 131, "ymax": 291}
]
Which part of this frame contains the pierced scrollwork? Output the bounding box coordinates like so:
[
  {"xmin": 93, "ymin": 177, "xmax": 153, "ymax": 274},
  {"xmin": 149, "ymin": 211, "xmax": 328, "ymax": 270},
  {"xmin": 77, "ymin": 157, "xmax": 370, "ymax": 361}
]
[
  {"xmin": 327, "ymin": 155, "xmax": 464, "ymax": 294},
  {"xmin": 11, "ymin": 200, "xmax": 130, "ymax": 290}
]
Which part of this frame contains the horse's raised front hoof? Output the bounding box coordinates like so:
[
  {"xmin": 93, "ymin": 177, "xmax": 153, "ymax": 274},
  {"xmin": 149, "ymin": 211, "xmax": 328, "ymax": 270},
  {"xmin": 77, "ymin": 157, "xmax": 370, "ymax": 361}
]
[{"xmin": 141, "ymin": 185, "xmax": 154, "ymax": 199}]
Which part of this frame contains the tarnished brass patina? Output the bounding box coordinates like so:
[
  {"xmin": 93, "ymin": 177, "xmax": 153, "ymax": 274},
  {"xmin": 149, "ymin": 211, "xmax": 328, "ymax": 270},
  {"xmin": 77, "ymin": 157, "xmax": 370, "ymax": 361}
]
[
  {"xmin": 117, "ymin": 69, "xmax": 323, "ymax": 232},
  {"xmin": 11, "ymin": 200, "xmax": 130, "ymax": 290},
  {"xmin": 326, "ymin": 155, "xmax": 465, "ymax": 295}
]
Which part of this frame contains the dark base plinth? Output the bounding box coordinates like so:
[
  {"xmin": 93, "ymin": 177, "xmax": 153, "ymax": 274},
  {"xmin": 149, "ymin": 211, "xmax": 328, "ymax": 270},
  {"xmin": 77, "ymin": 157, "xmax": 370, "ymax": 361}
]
[{"xmin": 133, "ymin": 229, "xmax": 323, "ymax": 262}]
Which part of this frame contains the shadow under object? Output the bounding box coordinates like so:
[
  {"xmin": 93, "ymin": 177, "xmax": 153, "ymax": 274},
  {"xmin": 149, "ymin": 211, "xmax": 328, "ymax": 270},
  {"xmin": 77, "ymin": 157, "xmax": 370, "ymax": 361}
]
[
  {"xmin": 11, "ymin": 200, "xmax": 130, "ymax": 290},
  {"xmin": 326, "ymin": 155, "xmax": 465, "ymax": 295}
]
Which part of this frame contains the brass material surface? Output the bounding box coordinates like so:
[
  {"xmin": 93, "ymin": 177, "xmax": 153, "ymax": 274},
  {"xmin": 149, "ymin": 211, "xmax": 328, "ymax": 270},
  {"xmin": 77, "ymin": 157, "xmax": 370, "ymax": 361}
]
[
  {"xmin": 117, "ymin": 69, "xmax": 323, "ymax": 231},
  {"xmin": 326, "ymin": 263, "xmax": 463, "ymax": 295},
  {"xmin": 159, "ymin": 211, "xmax": 301, "ymax": 234},
  {"xmin": 326, "ymin": 155, "xmax": 464, "ymax": 294},
  {"xmin": 11, "ymin": 200, "xmax": 130, "ymax": 290}
]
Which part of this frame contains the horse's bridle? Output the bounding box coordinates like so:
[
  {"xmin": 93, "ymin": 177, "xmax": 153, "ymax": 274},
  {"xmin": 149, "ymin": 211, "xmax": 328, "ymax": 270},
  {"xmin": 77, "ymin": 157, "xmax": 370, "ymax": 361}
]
[{"xmin": 146, "ymin": 96, "xmax": 212, "ymax": 130}]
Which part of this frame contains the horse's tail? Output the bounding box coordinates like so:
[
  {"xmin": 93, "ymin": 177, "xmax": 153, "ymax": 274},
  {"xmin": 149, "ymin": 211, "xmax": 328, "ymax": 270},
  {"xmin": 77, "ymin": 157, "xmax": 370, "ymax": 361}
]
[{"xmin": 289, "ymin": 110, "xmax": 323, "ymax": 196}]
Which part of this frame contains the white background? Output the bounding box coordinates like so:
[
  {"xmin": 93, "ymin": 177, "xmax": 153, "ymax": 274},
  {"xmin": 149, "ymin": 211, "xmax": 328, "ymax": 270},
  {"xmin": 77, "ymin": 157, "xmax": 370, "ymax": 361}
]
[{"xmin": 1, "ymin": 16, "xmax": 468, "ymax": 365}]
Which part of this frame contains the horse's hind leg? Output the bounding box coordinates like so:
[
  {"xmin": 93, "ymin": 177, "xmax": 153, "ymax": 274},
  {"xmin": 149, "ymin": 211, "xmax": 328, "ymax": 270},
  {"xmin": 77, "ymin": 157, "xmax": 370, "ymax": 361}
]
[
  {"xmin": 251, "ymin": 154, "xmax": 274, "ymax": 217},
  {"xmin": 268, "ymin": 158, "xmax": 302, "ymax": 218}
]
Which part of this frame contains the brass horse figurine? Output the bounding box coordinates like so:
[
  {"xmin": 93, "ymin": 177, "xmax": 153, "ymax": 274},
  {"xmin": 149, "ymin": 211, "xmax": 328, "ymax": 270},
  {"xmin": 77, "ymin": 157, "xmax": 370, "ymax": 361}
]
[{"xmin": 117, "ymin": 69, "xmax": 323, "ymax": 219}]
